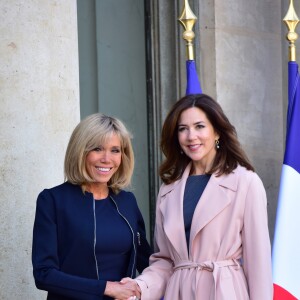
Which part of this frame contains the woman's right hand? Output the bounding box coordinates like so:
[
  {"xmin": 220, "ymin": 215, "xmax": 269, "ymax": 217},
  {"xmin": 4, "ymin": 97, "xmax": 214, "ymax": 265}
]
[{"xmin": 104, "ymin": 280, "xmax": 141, "ymax": 300}]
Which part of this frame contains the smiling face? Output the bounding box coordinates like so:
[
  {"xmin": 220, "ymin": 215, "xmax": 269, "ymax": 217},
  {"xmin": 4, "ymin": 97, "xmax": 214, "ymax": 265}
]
[
  {"xmin": 85, "ymin": 132, "xmax": 122, "ymax": 190},
  {"xmin": 178, "ymin": 107, "xmax": 219, "ymax": 174}
]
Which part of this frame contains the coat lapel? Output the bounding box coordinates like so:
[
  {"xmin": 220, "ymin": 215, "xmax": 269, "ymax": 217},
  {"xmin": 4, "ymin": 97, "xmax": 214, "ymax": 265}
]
[
  {"xmin": 189, "ymin": 169, "xmax": 239, "ymax": 251},
  {"xmin": 158, "ymin": 165, "xmax": 192, "ymax": 259}
]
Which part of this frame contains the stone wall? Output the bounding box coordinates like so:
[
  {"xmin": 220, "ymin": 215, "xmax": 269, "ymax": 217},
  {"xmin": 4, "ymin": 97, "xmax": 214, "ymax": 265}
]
[
  {"xmin": 0, "ymin": 1, "xmax": 80, "ymax": 299},
  {"xmin": 201, "ymin": 0, "xmax": 283, "ymax": 241}
]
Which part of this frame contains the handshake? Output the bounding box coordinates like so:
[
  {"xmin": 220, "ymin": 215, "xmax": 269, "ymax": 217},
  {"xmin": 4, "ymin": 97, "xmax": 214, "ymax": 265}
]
[{"xmin": 105, "ymin": 277, "xmax": 141, "ymax": 300}]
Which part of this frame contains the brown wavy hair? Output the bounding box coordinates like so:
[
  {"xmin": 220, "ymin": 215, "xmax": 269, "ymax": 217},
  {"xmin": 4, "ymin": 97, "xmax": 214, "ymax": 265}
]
[{"xmin": 159, "ymin": 94, "xmax": 254, "ymax": 184}]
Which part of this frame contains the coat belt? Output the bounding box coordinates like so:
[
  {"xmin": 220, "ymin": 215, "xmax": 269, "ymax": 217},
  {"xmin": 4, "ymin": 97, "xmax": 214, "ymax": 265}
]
[
  {"xmin": 173, "ymin": 259, "xmax": 241, "ymax": 299},
  {"xmin": 174, "ymin": 258, "xmax": 240, "ymax": 272}
]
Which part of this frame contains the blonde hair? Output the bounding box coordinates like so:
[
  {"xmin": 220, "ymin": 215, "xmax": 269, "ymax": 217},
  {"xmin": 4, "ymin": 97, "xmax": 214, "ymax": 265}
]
[{"xmin": 64, "ymin": 113, "xmax": 134, "ymax": 193}]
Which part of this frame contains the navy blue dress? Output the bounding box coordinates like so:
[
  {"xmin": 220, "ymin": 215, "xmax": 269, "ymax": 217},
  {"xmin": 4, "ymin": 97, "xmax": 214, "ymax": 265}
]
[
  {"xmin": 183, "ymin": 174, "xmax": 211, "ymax": 249},
  {"xmin": 95, "ymin": 198, "xmax": 133, "ymax": 281},
  {"xmin": 95, "ymin": 197, "xmax": 132, "ymax": 300}
]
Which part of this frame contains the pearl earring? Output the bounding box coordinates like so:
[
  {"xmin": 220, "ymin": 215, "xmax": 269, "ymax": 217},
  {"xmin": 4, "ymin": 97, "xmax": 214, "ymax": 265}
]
[{"xmin": 215, "ymin": 139, "xmax": 220, "ymax": 149}]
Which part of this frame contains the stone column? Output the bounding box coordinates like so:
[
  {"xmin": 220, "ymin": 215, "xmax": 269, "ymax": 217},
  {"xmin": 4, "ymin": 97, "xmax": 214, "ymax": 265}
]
[
  {"xmin": 0, "ymin": 1, "xmax": 80, "ymax": 299},
  {"xmin": 198, "ymin": 0, "xmax": 283, "ymax": 241}
]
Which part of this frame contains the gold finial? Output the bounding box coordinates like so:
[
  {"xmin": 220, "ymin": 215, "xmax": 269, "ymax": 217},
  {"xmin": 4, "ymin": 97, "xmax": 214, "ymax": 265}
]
[
  {"xmin": 178, "ymin": 0, "xmax": 197, "ymax": 60},
  {"xmin": 283, "ymin": 0, "xmax": 300, "ymax": 61}
]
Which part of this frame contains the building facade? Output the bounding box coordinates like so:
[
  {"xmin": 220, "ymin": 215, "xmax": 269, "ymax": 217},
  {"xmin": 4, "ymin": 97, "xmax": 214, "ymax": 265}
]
[{"xmin": 0, "ymin": 0, "xmax": 291, "ymax": 298}]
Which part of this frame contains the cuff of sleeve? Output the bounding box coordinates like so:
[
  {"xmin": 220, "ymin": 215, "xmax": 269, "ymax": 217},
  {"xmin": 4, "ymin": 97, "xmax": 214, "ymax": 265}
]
[
  {"xmin": 134, "ymin": 279, "xmax": 149, "ymax": 299},
  {"xmin": 101, "ymin": 280, "xmax": 108, "ymax": 297}
]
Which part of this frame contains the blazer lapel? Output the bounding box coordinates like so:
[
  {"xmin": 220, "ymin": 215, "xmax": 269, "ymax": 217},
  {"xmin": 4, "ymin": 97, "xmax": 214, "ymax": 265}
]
[{"xmin": 189, "ymin": 170, "xmax": 238, "ymax": 250}]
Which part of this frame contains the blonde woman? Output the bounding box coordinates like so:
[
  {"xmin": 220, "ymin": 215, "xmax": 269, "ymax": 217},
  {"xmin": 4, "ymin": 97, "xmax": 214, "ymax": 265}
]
[{"xmin": 32, "ymin": 113, "xmax": 152, "ymax": 300}]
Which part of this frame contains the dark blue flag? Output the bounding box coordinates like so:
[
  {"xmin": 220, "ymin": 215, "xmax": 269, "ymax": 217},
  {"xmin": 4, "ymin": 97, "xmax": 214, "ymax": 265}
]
[{"xmin": 185, "ymin": 60, "xmax": 202, "ymax": 95}]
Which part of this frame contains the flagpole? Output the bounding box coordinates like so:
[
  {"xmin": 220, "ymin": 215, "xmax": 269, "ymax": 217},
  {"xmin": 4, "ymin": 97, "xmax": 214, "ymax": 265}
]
[
  {"xmin": 178, "ymin": 0, "xmax": 197, "ymax": 61},
  {"xmin": 283, "ymin": 0, "xmax": 300, "ymax": 61},
  {"xmin": 178, "ymin": 0, "xmax": 202, "ymax": 94}
]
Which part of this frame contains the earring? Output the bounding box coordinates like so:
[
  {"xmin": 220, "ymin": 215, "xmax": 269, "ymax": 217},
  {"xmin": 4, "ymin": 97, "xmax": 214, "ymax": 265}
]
[
  {"xmin": 180, "ymin": 149, "xmax": 183, "ymax": 154},
  {"xmin": 215, "ymin": 139, "xmax": 220, "ymax": 149}
]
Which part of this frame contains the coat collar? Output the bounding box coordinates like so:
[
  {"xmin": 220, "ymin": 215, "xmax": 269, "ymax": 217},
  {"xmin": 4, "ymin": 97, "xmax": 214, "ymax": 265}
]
[
  {"xmin": 160, "ymin": 163, "xmax": 238, "ymax": 197},
  {"xmin": 158, "ymin": 163, "xmax": 240, "ymax": 258}
]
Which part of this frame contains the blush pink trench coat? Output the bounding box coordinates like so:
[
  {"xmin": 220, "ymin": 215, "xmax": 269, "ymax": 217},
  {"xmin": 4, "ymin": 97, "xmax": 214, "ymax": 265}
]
[{"xmin": 135, "ymin": 164, "xmax": 273, "ymax": 300}]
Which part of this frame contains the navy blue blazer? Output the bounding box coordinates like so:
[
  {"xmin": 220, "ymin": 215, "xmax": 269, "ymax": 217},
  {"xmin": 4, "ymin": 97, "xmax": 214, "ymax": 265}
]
[{"xmin": 32, "ymin": 182, "xmax": 152, "ymax": 300}]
